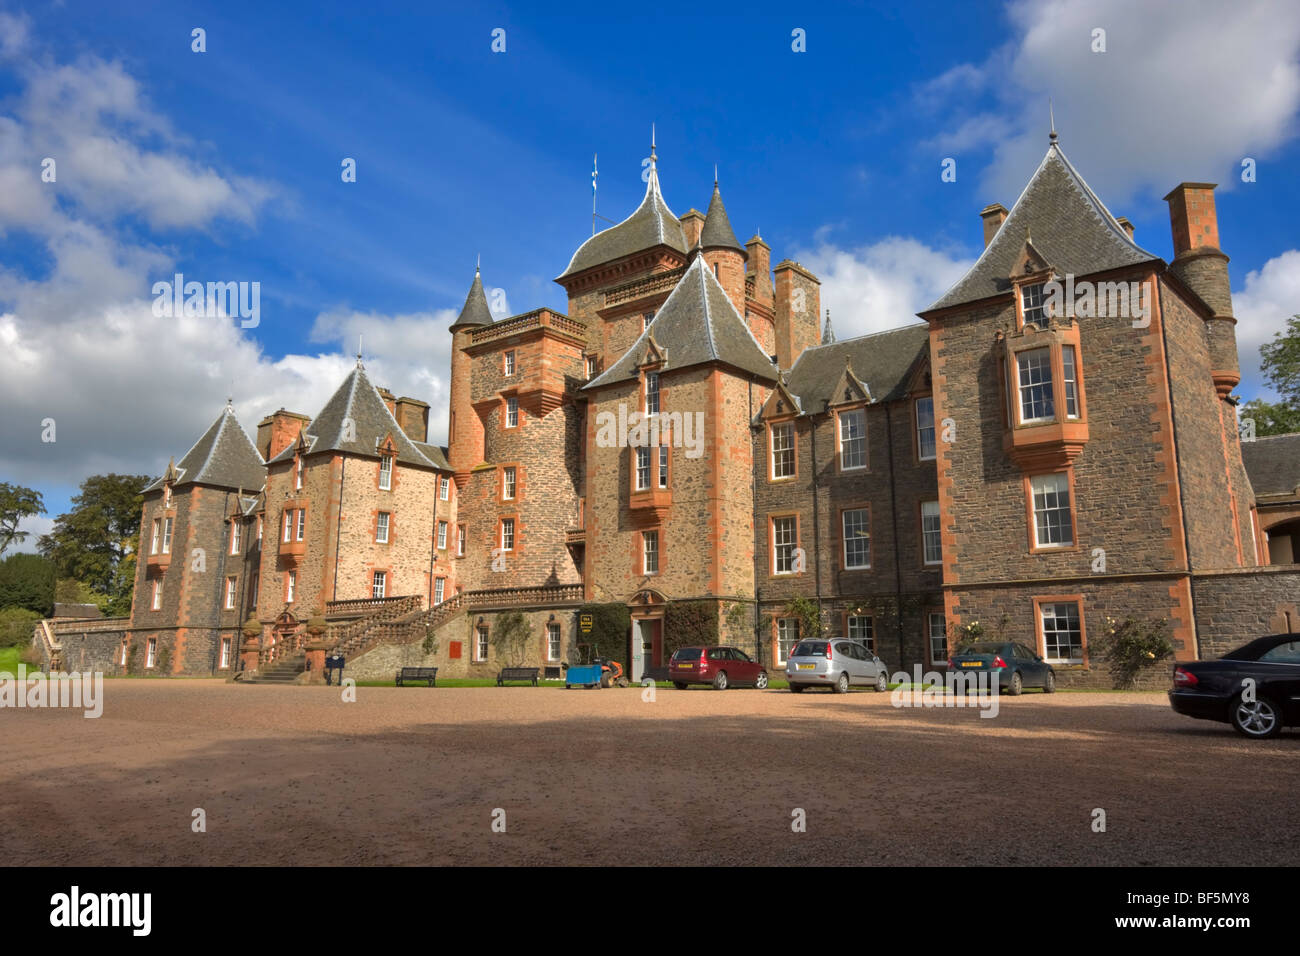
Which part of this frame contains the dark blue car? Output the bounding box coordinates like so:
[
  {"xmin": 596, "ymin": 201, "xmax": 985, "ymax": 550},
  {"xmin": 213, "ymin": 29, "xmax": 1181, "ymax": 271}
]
[{"xmin": 948, "ymin": 642, "xmax": 1056, "ymax": 695}]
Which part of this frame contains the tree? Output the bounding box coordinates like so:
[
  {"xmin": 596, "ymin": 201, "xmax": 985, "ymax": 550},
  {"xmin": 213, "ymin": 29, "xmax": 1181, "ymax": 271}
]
[
  {"xmin": 38, "ymin": 474, "xmax": 149, "ymax": 611},
  {"xmin": 0, "ymin": 483, "xmax": 45, "ymax": 557},
  {"xmin": 0, "ymin": 553, "xmax": 56, "ymax": 616},
  {"xmin": 1241, "ymin": 314, "xmax": 1300, "ymax": 437}
]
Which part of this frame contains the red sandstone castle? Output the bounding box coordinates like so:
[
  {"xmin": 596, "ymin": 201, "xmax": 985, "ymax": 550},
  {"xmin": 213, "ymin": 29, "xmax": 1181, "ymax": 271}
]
[{"xmin": 37, "ymin": 134, "xmax": 1300, "ymax": 686}]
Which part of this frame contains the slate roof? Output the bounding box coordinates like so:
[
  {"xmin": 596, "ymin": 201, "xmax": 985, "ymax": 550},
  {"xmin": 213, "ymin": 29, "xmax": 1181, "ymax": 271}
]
[
  {"xmin": 143, "ymin": 405, "xmax": 265, "ymax": 493},
  {"xmin": 558, "ymin": 156, "xmax": 688, "ymax": 279},
  {"xmin": 451, "ymin": 268, "xmax": 494, "ymax": 329},
  {"xmin": 926, "ymin": 140, "xmax": 1159, "ymax": 312},
  {"xmin": 1242, "ymin": 433, "xmax": 1300, "ymax": 498},
  {"xmin": 585, "ymin": 253, "xmax": 779, "ymax": 388},
  {"xmin": 268, "ymin": 364, "xmax": 439, "ymax": 469},
  {"xmin": 700, "ymin": 183, "xmax": 745, "ymax": 253},
  {"xmin": 414, "ymin": 442, "xmax": 451, "ymax": 470},
  {"xmin": 785, "ymin": 324, "xmax": 931, "ymax": 409}
]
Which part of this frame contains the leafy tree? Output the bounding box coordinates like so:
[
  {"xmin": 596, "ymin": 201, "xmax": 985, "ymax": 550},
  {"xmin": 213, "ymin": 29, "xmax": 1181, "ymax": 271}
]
[
  {"xmin": 0, "ymin": 606, "xmax": 42, "ymax": 648},
  {"xmin": 0, "ymin": 483, "xmax": 45, "ymax": 557},
  {"xmin": 0, "ymin": 553, "xmax": 56, "ymax": 616},
  {"xmin": 1241, "ymin": 314, "xmax": 1300, "ymax": 437},
  {"xmin": 38, "ymin": 474, "xmax": 149, "ymax": 609}
]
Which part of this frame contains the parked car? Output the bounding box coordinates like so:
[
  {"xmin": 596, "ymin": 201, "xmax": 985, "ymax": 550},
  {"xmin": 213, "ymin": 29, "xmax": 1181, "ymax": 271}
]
[
  {"xmin": 948, "ymin": 642, "xmax": 1056, "ymax": 695},
  {"xmin": 670, "ymin": 646, "xmax": 768, "ymax": 690},
  {"xmin": 786, "ymin": 639, "xmax": 889, "ymax": 693},
  {"xmin": 1168, "ymin": 633, "xmax": 1300, "ymax": 739}
]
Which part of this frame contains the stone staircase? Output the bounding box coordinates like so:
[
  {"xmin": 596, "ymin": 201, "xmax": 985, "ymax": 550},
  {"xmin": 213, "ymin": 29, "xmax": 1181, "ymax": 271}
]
[{"xmin": 241, "ymin": 651, "xmax": 307, "ymax": 684}]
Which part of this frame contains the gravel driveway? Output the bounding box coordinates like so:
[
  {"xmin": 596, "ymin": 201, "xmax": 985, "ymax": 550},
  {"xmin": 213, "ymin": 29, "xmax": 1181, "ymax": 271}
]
[{"xmin": 6, "ymin": 680, "xmax": 1297, "ymax": 866}]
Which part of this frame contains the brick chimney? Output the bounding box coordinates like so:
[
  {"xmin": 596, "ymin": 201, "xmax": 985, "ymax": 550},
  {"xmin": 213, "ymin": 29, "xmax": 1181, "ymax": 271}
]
[
  {"xmin": 980, "ymin": 203, "xmax": 1008, "ymax": 248},
  {"xmin": 256, "ymin": 409, "xmax": 310, "ymax": 461},
  {"xmin": 773, "ymin": 260, "xmax": 821, "ymax": 369},
  {"xmin": 376, "ymin": 386, "xmax": 398, "ymax": 419},
  {"xmin": 1164, "ymin": 182, "xmax": 1238, "ymax": 397},
  {"xmin": 680, "ymin": 209, "xmax": 705, "ymax": 248},
  {"xmin": 1116, "ymin": 217, "xmax": 1135, "ymax": 240},
  {"xmin": 394, "ymin": 396, "xmax": 429, "ymax": 443}
]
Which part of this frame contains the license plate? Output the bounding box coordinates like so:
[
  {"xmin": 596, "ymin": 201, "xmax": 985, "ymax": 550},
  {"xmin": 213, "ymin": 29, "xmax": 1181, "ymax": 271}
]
[
  {"xmin": 960, "ymin": 661, "xmax": 982, "ymax": 668},
  {"xmin": 797, "ymin": 663, "xmax": 814, "ymax": 670},
  {"xmin": 674, "ymin": 663, "xmax": 690, "ymax": 669}
]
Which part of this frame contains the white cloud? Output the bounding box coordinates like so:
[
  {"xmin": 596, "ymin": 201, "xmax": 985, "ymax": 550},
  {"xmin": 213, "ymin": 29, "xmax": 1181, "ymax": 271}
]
[
  {"xmin": 1233, "ymin": 249, "xmax": 1300, "ymax": 400},
  {"xmin": 791, "ymin": 236, "xmax": 975, "ymax": 338},
  {"xmin": 9, "ymin": 514, "xmax": 53, "ymax": 555},
  {"xmin": 919, "ymin": 0, "xmax": 1300, "ymax": 206}
]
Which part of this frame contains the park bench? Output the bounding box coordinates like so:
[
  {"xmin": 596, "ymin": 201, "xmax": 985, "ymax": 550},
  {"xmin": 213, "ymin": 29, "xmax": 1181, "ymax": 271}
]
[
  {"xmin": 497, "ymin": 667, "xmax": 540, "ymax": 686},
  {"xmin": 395, "ymin": 666, "xmax": 438, "ymax": 687}
]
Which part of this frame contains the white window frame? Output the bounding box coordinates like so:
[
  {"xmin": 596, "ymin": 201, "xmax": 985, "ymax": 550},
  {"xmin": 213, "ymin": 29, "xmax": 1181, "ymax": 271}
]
[
  {"xmin": 642, "ymin": 530, "xmax": 659, "ymax": 575},
  {"xmin": 457, "ymin": 525, "xmax": 466, "ymax": 557},
  {"xmin": 295, "ymin": 457, "xmax": 304, "ymax": 491},
  {"xmin": 503, "ymin": 466, "xmax": 516, "ymax": 500},
  {"xmin": 224, "ymin": 576, "xmax": 237, "ymax": 610},
  {"xmin": 248, "ymin": 572, "xmax": 259, "ymax": 608},
  {"xmin": 1040, "ymin": 602, "xmax": 1084, "ymax": 664},
  {"xmin": 220, "ymin": 637, "xmax": 232, "ymax": 669},
  {"xmin": 635, "ymin": 447, "xmax": 652, "ymax": 491},
  {"xmin": 842, "ymin": 508, "xmax": 871, "ymax": 569},
  {"xmin": 230, "ymin": 521, "xmax": 241, "ymax": 555},
  {"xmin": 928, "ymin": 612, "xmax": 948, "ymax": 665},
  {"xmin": 645, "ymin": 371, "xmax": 660, "ymax": 415},
  {"xmin": 282, "ymin": 511, "xmax": 292, "ymax": 543},
  {"xmin": 295, "ymin": 508, "xmax": 305, "ymax": 542},
  {"xmin": 286, "ymin": 571, "xmax": 296, "ymax": 604},
  {"xmin": 434, "ymin": 577, "xmax": 445, "ymax": 605},
  {"xmin": 476, "ymin": 626, "xmax": 489, "ymax": 661},
  {"xmin": 775, "ymin": 618, "xmax": 799, "ymax": 666},
  {"xmin": 505, "ymin": 396, "xmax": 519, "ymax": 428},
  {"xmin": 151, "ymin": 518, "xmax": 161, "ymax": 555},
  {"xmin": 440, "ymin": 476, "xmax": 450, "ymax": 501},
  {"xmin": 437, "ymin": 521, "xmax": 448, "ymax": 550},
  {"xmin": 504, "ymin": 350, "xmax": 516, "ymax": 375},
  {"xmin": 1021, "ymin": 281, "xmax": 1047, "ymax": 326},
  {"xmin": 376, "ymin": 511, "xmax": 390, "ymax": 544},
  {"xmin": 772, "ymin": 516, "xmax": 797, "ymax": 575},
  {"xmin": 151, "ymin": 579, "xmax": 162, "ymax": 611},
  {"xmin": 1030, "ymin": 472, "xmax": 1073, "ymax": 548},
  {"xmin": 916, "ymin": 397, "xmax": 936, "ymax": 461},
  {"xmin": 379, "ymin": 455, "xmax": 393, "ymax": 490},
  {"xmin": 372, "ymin": 570, "xmax": 387, "ymax": 599},
  {"xmin": 1017, "ymin": 348, "xmax": 1055, "ymax": 424},
  {"xmin": 1062, "ymin": 345, "xmax": 1080, "ymax": 419},
  {"xmin": 838, "ymin": 408, "xmax": 866, "ymax": 470},
  {"xmin": 658, "ymin": 445, "xmax": 668, "ymax": 488},
  {"xmin": 921, "ymin": 500, "xmax": 942, "ymax": 565},
  {"xmin": 162, "ymin": 517, "xmax": 173, "ymax": 554},
  {"xmin": 146, "ymin": 637, "xmax": 157, "ymax": 669},
  {"xmin": 847, "ymin": 615, "xmax": 874, "ymax": 653},
  {"xmin": 770, "ymin": 422, "xmax": 795, "ymax": 479},
  {"xmin": 547, "ymin": 623, "xmax": 561, "ymax": 662},
  {"xmin": 501, "ymin": 518, "xmax": 514, "ymax": 552}
]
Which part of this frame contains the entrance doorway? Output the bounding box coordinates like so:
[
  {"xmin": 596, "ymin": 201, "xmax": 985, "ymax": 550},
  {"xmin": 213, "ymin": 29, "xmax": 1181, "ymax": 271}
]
[{"xmin": 631, "ymin": 617, "xmax": 662, "ymax": 682}]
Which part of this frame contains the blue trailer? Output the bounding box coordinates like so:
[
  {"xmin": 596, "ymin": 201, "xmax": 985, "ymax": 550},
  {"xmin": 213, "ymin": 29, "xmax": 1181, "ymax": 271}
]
[{"xmin": 565, "ymin": 664, "xmax": 604, "ymax": 689}]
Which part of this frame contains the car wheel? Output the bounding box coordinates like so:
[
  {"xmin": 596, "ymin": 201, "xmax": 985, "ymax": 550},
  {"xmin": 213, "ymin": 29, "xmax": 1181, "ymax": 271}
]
[
  {"xmin": 673, "ymin": 682, "xmax": 687, "ymax": 690},
  {"xmin": 755, "ymin": 672, "xmax": 769, "ymax": 690},
  {"xmin": 789, "ymin": 684, "xmax": 804, "ymax": 693},
  {"xmin": 1231, "ymin": 693, "xmax": 1282, "ymax": 739},
  {"xmin": 713, "ymin": 671, "xmax": 728, "ymax": 691},
  {"xmin": 834, "ymin": 672, "xmax": 850, "ymax": 694},
  {"xmin": 1007, "ymin": 671, "xmax": 1023, "ymax": 696},
  {"xmin": 1043, "ymin": 670, "xmax": 1056, "ymax": 693},
  {"xmin": 874, "ymin": 671, "xmax": 888, "ymax": 692}
]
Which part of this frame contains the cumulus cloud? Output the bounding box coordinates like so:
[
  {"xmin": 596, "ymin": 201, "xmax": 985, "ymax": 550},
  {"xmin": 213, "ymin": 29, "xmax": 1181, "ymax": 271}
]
[
  {"xmin": 791, "ymin": 236, "xmax": 975, "ymax": 338},
  {"xmin": 916, "ymin": 0, "xmax": 1300, "ymax": 206},
  {"xmin": 1233, "ymin": 249, "xmax": 1300, "ymax": 400}
]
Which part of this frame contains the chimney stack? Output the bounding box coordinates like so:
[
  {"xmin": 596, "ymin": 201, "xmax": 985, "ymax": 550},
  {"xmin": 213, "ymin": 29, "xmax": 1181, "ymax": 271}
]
[
  {"xmin": 980, "ymin": 203, "xmax": 1009, "ymax": 248},
  {"xmin": 1163, "ymin": 183, "xmax": 1238, "ymax": 398},
  {"xmin": 394, "ymin": 396, "xmax": 430, "ymax": 444},
  {"xmin": 680, "ymin": 209, "xmax": 705, "ymax": 248},
  {"xmin": 1116, "ymin": 217, "xmax": 1135, "ymax": 240},
  {"xmin": 256, "ymin": 409, "xmax": 310, "ymax": 461}
]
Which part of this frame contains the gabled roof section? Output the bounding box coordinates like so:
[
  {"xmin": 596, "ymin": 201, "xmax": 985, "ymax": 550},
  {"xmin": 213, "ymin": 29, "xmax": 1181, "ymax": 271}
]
[
  {"xmin": 785, "ymin": 324, "xmax": 930, "ymax": 408},
  {"xmin": 700, "ymin": 182, "xmax": 745, "ymax": 254},
  {"xmin": 414, "ymin": 442, "xmax": 451, "ymax": 470},
  {"xmin": 1242, "ymin": 433, "xmax": 1300, "ymax": 498},
  {"xmin": 557, "ymin": 148, "xmax": 688, "ymax": 280},
  {"xmin": 450, "ymin": 267, "xmax": 494, "ymax": 329},
  {"xmin": 269, "ymin": 363, "xmax": 437, "ymax": 469},
  {"xmin": 926, "ymin": 140, "xmax": 1159, "ymax": 312},
  {"xmin": 143, "ymin": 405, "xmax": 265, "ymax": 493},
  {"xmin": 585, "ymin": 254, "xmax": 779, "ymax": 389}
]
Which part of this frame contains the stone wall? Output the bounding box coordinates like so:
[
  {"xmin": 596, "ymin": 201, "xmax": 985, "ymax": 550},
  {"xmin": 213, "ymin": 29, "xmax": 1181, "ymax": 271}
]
[{"xmin": 1191, "ymin": 566, "xmax": 1300, "ymax": 658}]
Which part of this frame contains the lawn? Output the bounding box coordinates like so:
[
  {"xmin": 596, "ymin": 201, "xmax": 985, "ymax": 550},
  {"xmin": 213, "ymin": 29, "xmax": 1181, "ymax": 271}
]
[{"xmin": 0, "ymin": 646, "xmax": 28, "ymax": 675}]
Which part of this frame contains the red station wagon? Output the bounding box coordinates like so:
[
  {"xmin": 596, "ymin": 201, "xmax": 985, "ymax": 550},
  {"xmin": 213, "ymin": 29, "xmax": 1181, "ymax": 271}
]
[{"xmin": 670, "ymin": 646, "xmax": 769, "ymax": 690}]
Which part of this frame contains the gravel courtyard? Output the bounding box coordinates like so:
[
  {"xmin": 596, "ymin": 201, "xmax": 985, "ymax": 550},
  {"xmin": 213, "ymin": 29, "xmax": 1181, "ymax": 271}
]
[{"xmin": 6, "ymin": 680, "xmax": 1297, "ymax": 866}]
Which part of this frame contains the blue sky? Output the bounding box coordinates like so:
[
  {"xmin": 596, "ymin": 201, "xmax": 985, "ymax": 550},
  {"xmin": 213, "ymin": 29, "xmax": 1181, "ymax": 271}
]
[{"xmin": 2, "ymin": 0, "xmax": 1299, "ymax": 543}]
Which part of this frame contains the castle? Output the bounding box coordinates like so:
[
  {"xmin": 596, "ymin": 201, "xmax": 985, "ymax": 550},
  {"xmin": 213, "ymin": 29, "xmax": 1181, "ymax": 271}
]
[{"xmin": 36, "ymin": 133, "xmax": 1300, "ymax": 686}]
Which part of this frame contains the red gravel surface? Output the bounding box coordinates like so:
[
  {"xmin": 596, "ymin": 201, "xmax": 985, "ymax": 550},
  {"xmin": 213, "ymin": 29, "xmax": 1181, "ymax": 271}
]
[{"xmin": 5, "ymin": 680, "xmax": 1296, "ymax": 866}]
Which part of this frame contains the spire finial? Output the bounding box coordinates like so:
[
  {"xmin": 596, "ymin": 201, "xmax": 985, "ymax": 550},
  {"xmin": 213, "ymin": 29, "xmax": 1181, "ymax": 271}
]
[
  {"xmin": 356, "ymin": 334, "xmax": 364, "ymax": 368},
  {"xmin": 1049, "ymin": 98, "xmax": 1057, "ymax": 144},
  {"xmin": 823, "ymin": 308, "xmax": 836, "ymax": 344},
  {"xmin": 476, "ymin": 253, "xmax": 480, "ymax": 275},
  {"xmin": 714, "ymin": 163, "xmax": 718, "ymax": 187}
]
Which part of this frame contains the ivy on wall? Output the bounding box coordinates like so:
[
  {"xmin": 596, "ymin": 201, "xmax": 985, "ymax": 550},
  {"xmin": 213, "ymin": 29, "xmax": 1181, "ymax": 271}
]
[
  {"xmin": 663, "ymin": 600, "xmax": 718, "ymax": 658},
  {"xmin": 573, "ymin": 603, "xmax": 630, "ymax": 664}
]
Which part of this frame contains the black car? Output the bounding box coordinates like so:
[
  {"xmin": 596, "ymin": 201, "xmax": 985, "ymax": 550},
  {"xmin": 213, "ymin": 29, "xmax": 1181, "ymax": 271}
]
[{"xmin": 1168, "ymin": 633, "xmax": 1300, "ymax": 738}]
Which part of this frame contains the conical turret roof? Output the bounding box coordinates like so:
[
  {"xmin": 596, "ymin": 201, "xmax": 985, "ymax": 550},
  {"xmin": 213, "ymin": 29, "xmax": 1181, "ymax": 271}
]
[
  {"xmin": 143, "ymin": 404, "xmax": 265, "ymax": 493},
  {"xmin": 700, "ymin": 181, "xmax": 745, "ymax": 254},
  {"xmin": 451, "ymin": 267, "xmax": 494, "ymax": 329}
]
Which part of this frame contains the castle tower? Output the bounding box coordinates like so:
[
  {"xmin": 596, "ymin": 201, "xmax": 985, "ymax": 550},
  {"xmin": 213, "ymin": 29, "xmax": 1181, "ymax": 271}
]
[
  {"xmin": 700, "ymin": 175, "xmax": 747, "ymax": 316},
  {"xmin": 448, "ymin": 265, "xmax": 493, "ymax": 487}
]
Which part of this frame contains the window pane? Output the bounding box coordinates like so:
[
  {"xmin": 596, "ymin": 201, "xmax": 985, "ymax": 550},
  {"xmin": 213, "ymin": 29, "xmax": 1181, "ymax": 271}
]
[
  {"xmin": 658, "ymin": 445, "xmax": 668, "ymax": 487},
  {"xmin": 1021, "ymin": 282, "xmax": 1046, "ymax": 325},
  {"xmin": 921, "ymin": 500, "xmax": 942, "ymax": 564},
  {"xmin": 635, "ymin": 447, "xmax": 651, "ymax": 490},
  {"xmin": 1018, "ymin": 348, "xmax": 1055, "ymax": 422},
  {"xmin": 1031, "ymin": 473, "xmax": 1073, "ymax": 547},
  {"xmin": 840, "ymin": 409, "xmax": 865, "ymax": 469},
  {"xmin": 776, "ymin": 618, "xmax": 800, "ymax": 664},
  {"xmin": 916, "ymin": 397, "xmax": 936, "ymax": 460},
  {"xmin": 1041, "ymin": 603, "xmax": 1082, "ymax": 661},
  {"xmin": 928, "ymin": 613, "xmax": 947, "ymax": 663},
  {"xmin": 773, "ymin": 516, "xmax": 796, "ymax": 573},
  {"xmin": 843, "ymin": 508, "xmax": 870, "ymax": 568},
  {"xmin": 643, "ymin": 530, "xmax": 658, "ymax": 574},
  {"xmin": 646, "ymin": 372, "xmax": 659, "ymax": 415},
  {"xmin": 771, "ymin": 423, "xmax": 795, "ymax": 478},
  {"xmin": 1062, "ymin": 346, "xmax": 1079, "ymax": 418},
  {"xmin": 847, "ymin": 615, "xmax": 874, "ymax": 653}
]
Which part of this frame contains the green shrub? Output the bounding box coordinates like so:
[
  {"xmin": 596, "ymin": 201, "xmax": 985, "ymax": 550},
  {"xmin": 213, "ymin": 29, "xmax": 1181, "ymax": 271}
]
[
  {"xmin": 0, "ymin": 606, "xmax": 41, "ymax": 647},
  {"xmin": 663, "ymin": 600, "xmax": 717, "ymax": 659},
  {"xmin": 1097, "ymin": 616, "xmax": 1174, "ymax": 688},
  {"xmin": 0, "ymin": 554, "xmax": 55, "ymax": 617},
  {"xmin": 573, "ymin": 603, "xmax": 630, "ymax": 664}
]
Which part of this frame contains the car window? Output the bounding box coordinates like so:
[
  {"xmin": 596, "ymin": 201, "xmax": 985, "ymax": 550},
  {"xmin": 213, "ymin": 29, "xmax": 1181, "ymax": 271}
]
[
  {"xmin": 1020, "ymin": 644, "xmax": 1039, "ymax": 660},
  {"xmin": 708, "ymin": 648, "xmax": 726, "ymax": 660},
  {"xmin": 850, "ymin": 643, "xmax": 865, "ymax": 661},
  {"xmin": 1260, "ymin": 640, "xmax": 1300, "ymax": 663},
  {"xmin": 792, "ymin": 641, "xmax": 828, "ymax": 657},
  {"xmin": 732, "ymin": 649, "xmax": 751, "ymax": 662},
  {"xmin": 672, "ymin": 647, "xmax": 700, "ymax": 661}
]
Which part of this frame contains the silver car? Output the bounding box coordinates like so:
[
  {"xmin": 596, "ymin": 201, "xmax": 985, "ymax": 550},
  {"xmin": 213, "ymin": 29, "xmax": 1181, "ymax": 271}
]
[{"xmin": 786, "ymin": 638, "xmax": 889, "ymax": 693}]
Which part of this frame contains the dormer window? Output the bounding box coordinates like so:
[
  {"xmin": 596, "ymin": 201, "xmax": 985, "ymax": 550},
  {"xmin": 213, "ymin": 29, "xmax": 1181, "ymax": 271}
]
[
  {"xmin": 1021, "ymin": 282, "xmax": 1047, "ymax": 326},
  {"xmin": 585, "ymin": 355, "xmax": 597, "ymax": 378},
  {"xmin": 642, "ymin": 312, "xmax": 654, "ymax": 331},
  {"xmin": 645, "ymin": 372, "xmax": 660, "ymax": 415},
  {"xmin": 378, "ymin": 455, "xmax": 393, "ymax": 490},
  {"xmin": 295, "ymin": 456, "xmax": 304, "ymax": 491},
  {"xmin": 163, "ymin": 485, "xmax": 172, "ymax": 508}
]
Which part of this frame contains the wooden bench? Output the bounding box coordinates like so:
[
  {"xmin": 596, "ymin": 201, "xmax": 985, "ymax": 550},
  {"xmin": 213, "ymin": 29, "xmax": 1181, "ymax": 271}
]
[
  {"xmin": 395, "ymin": 666, "xmax": 438, "ymax": 687},
  {"xmin": 497, "ymin": 667, "xmax": 540, "ymax": 686}
]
